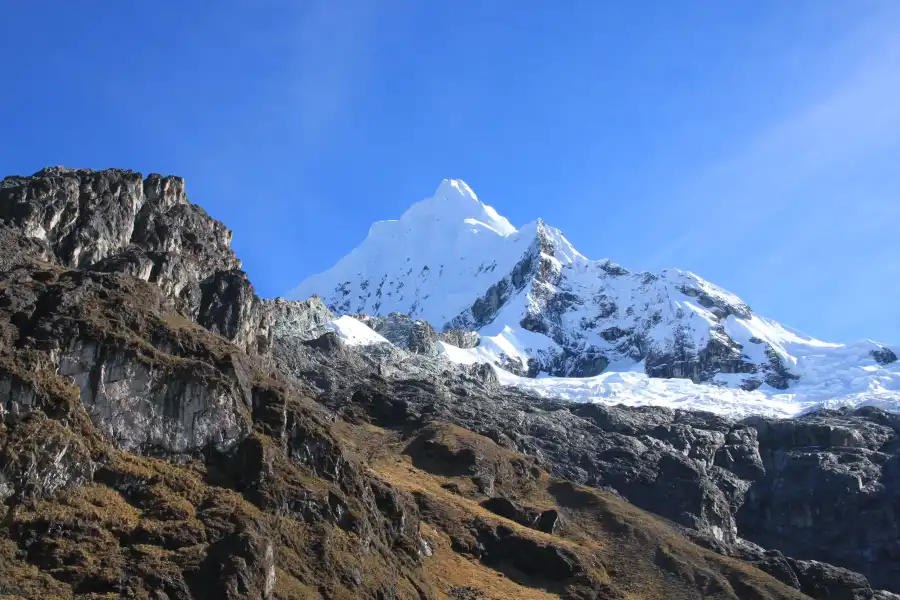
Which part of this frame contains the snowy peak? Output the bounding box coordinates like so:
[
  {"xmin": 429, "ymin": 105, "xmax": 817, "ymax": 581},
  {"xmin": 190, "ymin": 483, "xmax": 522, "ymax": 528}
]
[
  {"xmin": 291, "ymin": 180, "xmax": 899, "ymax": 411},
  {"xmin": 288, "ymin": 179, "xmax": 541, "ymax": 324},
  {"xmin": 433, "ymin": 178, "xmax": 479, "ymax": 204},
  {"xmin": 395, "ymin": 178, "xmax": 517, "ymax": 237}
]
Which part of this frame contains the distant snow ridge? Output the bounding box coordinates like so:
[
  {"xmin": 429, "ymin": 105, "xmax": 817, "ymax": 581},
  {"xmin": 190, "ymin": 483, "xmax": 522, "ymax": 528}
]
[{"xmin": 292, "ymin": 179, "xmax": 900, "ymax": 417}]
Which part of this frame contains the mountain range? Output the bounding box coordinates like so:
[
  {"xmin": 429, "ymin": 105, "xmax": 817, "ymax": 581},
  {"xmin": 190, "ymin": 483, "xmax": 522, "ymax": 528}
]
[
  {"xmin": 2, "ymin": 167, "xmax": 899, "ymax": 599},
  {"xmin": 290, "ymin": 179, "xmax": 899, "ymax": 418}
]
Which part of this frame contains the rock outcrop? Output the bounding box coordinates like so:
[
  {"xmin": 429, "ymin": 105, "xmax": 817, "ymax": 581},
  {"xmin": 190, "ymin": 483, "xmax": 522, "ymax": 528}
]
[
  {"xmin": 354, "ymin": 312, "xmax": 440, "ymax": 356},
  {"xmin": 0, "ymin": 167, "xmax": 239, "ymax": 320}
]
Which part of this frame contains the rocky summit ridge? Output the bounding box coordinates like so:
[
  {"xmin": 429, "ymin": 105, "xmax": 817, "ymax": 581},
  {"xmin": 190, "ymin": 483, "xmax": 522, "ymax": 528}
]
[{"xmin": 0, "ymin": 167, "xmax": 899, "ymax": 600}]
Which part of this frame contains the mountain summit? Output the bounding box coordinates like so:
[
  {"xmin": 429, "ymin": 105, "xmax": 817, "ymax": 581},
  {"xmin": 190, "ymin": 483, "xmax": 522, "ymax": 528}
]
[
  {"xmin": 289, "ymin": 179, "xmax": 581, "ymax": 327},
  {"xmin": 291, "ymin": 180, "xmax": 899, "ymax": 412}
]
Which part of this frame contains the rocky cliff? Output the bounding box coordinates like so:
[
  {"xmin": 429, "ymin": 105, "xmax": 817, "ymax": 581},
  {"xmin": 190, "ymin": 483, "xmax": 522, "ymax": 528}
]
[{"xmin": 1, "ymin": 167, "xmax": 898, "ymax": 600}]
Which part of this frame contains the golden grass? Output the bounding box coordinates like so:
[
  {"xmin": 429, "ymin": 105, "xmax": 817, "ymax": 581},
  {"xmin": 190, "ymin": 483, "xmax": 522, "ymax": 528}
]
[
  {"xmin": 15, "ymin": 485, "xmax": 140, "ymax": 534},
  {"xmin": 373, "ymin": 454, "xmax": 597, "ymax": 553},
  {"xmin": 0, "ymin": 540, "xmax": 74, "ymax": 600},
  {"xmin": 419, "ymin": 524, "xmax": 560, "ymax": 600},
  {"xmin": 273, "ymin": 567, "xmax": 321, "ymax": 600},
  {"xmin": 362, "ymin": 420, "xmax": 808, "ymax": 600}
]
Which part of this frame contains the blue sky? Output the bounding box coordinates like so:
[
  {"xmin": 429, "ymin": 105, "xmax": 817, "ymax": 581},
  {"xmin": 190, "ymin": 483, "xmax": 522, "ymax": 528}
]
[{"xmin": 2, "ymin": 1, "xmax": 898, "ymax": 344}]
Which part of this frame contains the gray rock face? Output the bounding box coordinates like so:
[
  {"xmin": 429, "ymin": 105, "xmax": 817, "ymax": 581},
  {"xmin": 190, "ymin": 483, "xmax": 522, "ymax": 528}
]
[
  {"xmin": 0, "ymin": 264, "xmax": 254, "ymax": 455},
  {"xmin": 198, "ymin": 519, "xmax": 277, "ymax": 600},
  {"xmin": 685, "ymin": 533, "xmax": 892, "ymax": 600},
  {"xmin": 438, "ymin": 328, "xmax": 481, "ymax": 349},
  {"xmin": 447, "ymin": 221, "xmax": 559, "ymax": 334},
  {"xmin": 0, "ymin": 413, "xmax": 95, "ymax": 504},
  {"xmin": 58, "ymin": 340, "xmax": 251, "ymax": 454},
  {"xmin": 259, "ymin": 296, "xmax": 334, "ymax": 350},
  {"xmin": 197, "ymin": 269, "xmax": 263, "ymax": 353},
  {"xmin": 873, "ymin": 346, "xmax": 898, "ymax": 365},
  {"xmin": 0, "ymin": 223, "xmax": 56, "ymax": 270},
  {"xmin": 354, "ymin": 312, "xmax": 439, "ymax": 355},
  {"xmin": 0, "ymin": 167, "xmax": 240, "ymax": 322},
  {"xmin": 737, "ymin": 407, "xmax": 900, "ymax": 593}
]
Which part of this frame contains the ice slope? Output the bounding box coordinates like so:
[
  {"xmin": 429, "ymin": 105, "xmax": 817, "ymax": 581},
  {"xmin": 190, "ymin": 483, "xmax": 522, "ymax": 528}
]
[{"xmin": 293, "ymin": 179, "xmax": 899, "ymax": 411}]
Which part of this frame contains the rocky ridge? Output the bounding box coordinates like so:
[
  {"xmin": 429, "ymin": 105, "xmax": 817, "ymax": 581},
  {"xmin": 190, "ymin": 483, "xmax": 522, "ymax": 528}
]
[{"xmin": 0, "ymin": 167, "xmax": 898, "ymax": 599}]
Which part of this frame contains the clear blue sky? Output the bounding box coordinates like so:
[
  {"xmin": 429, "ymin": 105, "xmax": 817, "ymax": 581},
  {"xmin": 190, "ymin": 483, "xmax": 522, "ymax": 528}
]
[{"xmin": 2, "ymin": 1, "xmax": 898, "ymax": 344}]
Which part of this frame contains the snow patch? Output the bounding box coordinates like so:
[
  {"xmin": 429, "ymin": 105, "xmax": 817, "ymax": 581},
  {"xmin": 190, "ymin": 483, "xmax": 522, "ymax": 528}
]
[
  {"xmin": 326, "ymin": 316, "xmax": 390, "ymax": 346},
  {"xmin": 439, "ymin": 339, "xmax": 900, "ymax": 418}
]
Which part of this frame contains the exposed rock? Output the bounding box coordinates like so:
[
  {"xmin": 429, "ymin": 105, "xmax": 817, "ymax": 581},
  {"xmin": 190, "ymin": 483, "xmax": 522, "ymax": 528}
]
[
  {"xmin": 195, "ymin": 519, "xmax": 276, "ymax": 600},
  {"xmin": 535, "ymin": 509, "xmax": 562, "ymax": 534},
  {"xmin": 0, "ymin": 222, "xmax": 55, "ymax": 270},
  {"xmin": 439, "ymin": 328, "xmax": 481, "ymax": 349},
  {"xmin": 1, "ymin": 167, "xmax": 240, "ymax": 325},
  {"xmin": 0, "ymin": 413, "xmax": 95, "ymax": 504},
  {"xmin": 872, "ymin": 346, "xmax": 898, "ymax": 366},
  {"xmin": 259, "ymin": 295, "xmax": 333, "ymax": 351},
  {"xmin": 787, "ymin": 559, "xmax": 874, "ymax": 600},
  {"xmin": 197, "ymin": 269, "xmax": 261, "ymax": 353},
  {"xmin": 447, "ymin": 223, "xmax": 558, "ymax": 332},
  {"xmin": 0, "ymin": 265, "xmax": 253, "ymax": 455},
  {"xmin": 480, "ymin": 497, "xmax": 538, "ymax": 526},
  {"xmin": 355, "ymin": 312, "xmax": 439, "ymax": 355},
  {"xmin": 480, "ymin": 497, "xmax": 562, "ymax": 535},
  {"xmin": 531, "ymin": 345, "xmax": 610, "ymax": 378},
  {"xmin": 737, "ymin": 408, "xmax": 900, "ymax": 592}
]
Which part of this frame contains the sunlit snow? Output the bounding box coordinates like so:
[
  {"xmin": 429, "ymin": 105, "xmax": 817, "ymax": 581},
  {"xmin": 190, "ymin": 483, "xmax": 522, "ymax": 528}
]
[
  {"xmin": 299, "ymin": 180, "xmax": 900, "ymax": 418},
  {"xmin": 326, "ymin": 315, "xmax": 391, "ymax": 346},
  {"xmin": 438, "ymin": 338, "xmax": 900, "ymax": 418}
]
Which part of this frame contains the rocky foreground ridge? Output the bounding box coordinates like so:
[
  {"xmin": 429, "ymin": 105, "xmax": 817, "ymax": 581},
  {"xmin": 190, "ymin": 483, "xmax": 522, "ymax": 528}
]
[{"xmin": 0, "ymin": 167, "xmax": 898, "ymax": 599}]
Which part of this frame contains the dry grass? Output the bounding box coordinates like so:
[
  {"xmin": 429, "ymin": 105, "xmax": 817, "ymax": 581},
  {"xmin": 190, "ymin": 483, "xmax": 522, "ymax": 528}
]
[
  {"xmin": 14, "ymin": 485, "xmax": 140, "ymax": 534},
  {"xmin": 0, "ymin": 539, "xmax": 74, "ymax": 599},
  {"xmin": 373, "ymin": 454, "xmax": 594, "ymax": 553},
  {"xmin": 361, "ymin": 420, "xmax": 808, "ymax": 600},
  {"xmin": 419, "ymin": 524, "xmax": 559, "ymax": 600}
]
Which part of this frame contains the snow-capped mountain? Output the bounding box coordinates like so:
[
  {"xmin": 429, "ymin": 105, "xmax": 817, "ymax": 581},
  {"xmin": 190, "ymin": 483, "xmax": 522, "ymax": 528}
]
[{"xmin": 290, "ymin": 179, "xmax": 899, "ymax": 413}]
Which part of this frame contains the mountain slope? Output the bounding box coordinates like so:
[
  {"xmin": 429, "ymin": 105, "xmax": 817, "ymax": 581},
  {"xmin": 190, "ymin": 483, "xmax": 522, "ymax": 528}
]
[
  {"xmin": 5, "ymin": 168, "xmax": 900, "ymax": 598},
  {"xmin": 290, "ymin": 179, "xmax": 899, "ymax": 415},
  {"xmin": 0, "ymin": 166, "xmax": 838, "ymax": 600}
]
